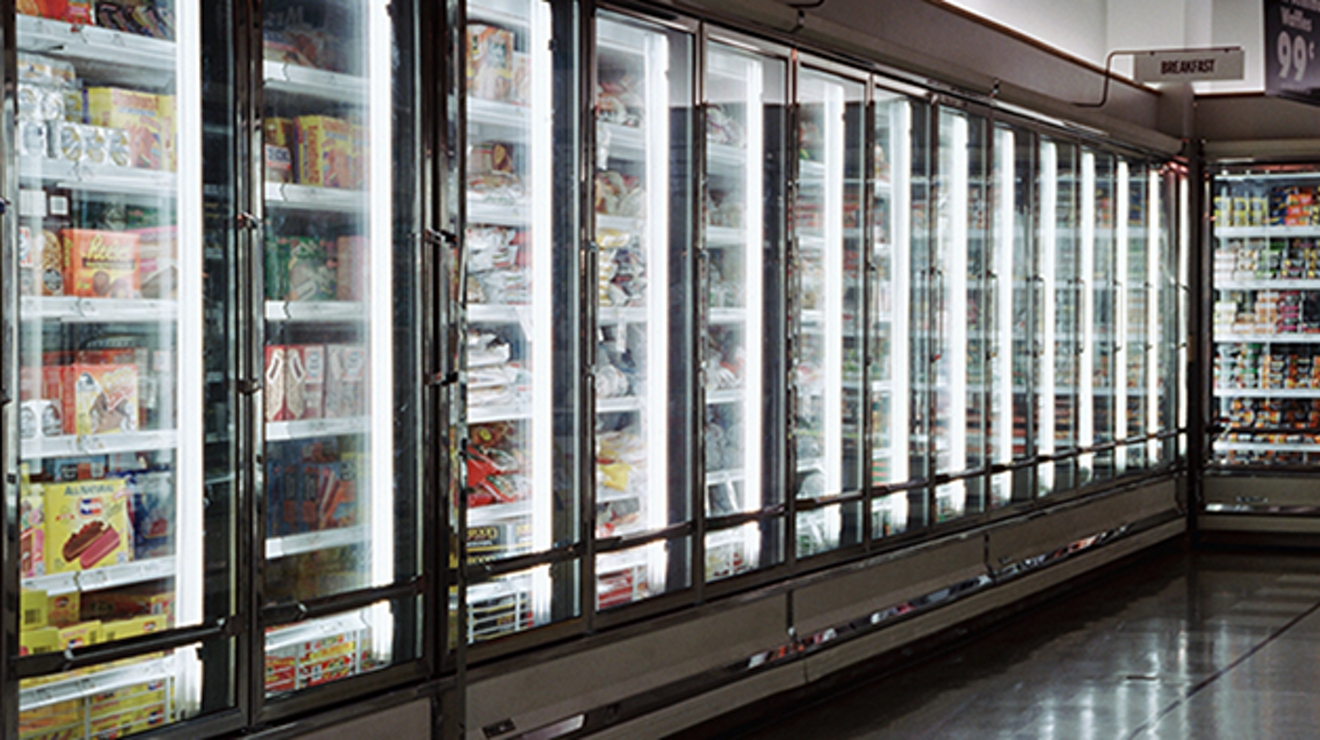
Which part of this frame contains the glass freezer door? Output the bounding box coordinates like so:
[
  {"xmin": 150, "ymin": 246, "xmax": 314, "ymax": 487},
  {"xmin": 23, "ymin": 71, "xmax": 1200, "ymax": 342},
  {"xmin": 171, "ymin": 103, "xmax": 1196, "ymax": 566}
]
[
  {"xmin": 1083, "ymin": 149, "xmax": 1119, "ymax": 482},
  {"xmin": 701, "ymin": 38, "xmax": 788, "ymax": 583},
  {"xmin": 933, "ymin": 108, "xmax": 990, "ymax": 521},
  {"xmin": 593, "ymin": 12, "xmax": 696, "ymax": 609},
  {"xmin": 459, "ymin": 0, "xmax": 579, "ymax": 645},
  {"xmin": 1038, "ymin": 138, "xmax": 1081, "ymax": 495},
  {"xmin": 793, "ymin": 66, "xmax": 865, "ymax": 558},
  {"xmin": 1117, "ymin": 160, "xmax": 1152, "ymax": 472},
  {"xmin": 259, "ymin": 0, "xmax": 422, "ymax": 698},
  {"xmin": 10, "ymin": 2, "xmax": 237, "ymax": 736}
]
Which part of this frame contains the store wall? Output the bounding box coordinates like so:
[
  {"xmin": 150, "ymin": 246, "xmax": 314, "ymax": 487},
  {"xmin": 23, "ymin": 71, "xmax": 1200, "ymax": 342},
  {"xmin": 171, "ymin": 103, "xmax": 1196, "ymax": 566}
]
[{"xmin": 943, "ymin": 0, "xmax": 1109, "ymax": 65}]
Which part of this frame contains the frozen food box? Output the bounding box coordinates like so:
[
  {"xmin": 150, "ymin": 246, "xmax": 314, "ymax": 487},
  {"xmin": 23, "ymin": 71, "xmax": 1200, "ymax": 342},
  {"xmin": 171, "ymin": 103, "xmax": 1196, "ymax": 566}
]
[
  {"xmin": 286, "ymin": 344, "xmax": 326, "ymax": 420},
  {"xmin": 58, "ymin": 620, "xmax": 101, "ymax": 649},
  {"xmin": 43, "ymin": 477, "xmax": 133, "ymax": 574},
  {"xmin": 47, "ymin": 591, "xmax": 79, "ymax": 627},
  {"xmin": 336, "ymin": 236, "xmax": 367, "ymax": 301},
  {"xmin": 134, "ymin": 225, "xmax": 177, "ymax": 299},
  {"xmin": 127, "ymin": 470, "xmax": 174, "ymax": 560},
  {"xmin": 71, "ymin": 363, "xmax": 139, "ymax": 435},
  {"xmin": 19, "ymin": 627, "xmax": 60, "ymax": 656},
  {"xmin": 81, "ymin": 586, "xmax": 174, "ymax": 622},
  {"xmin": 324, "ymin": 344, "xmax": 366, "ymax": 418},
  {"xmin": 21, "ymin": 589, "xmax": 48, "ymax": 631},
  {"xmin": 62, "ymin": 228, "xmax": 141, "ymax": 298},
  {"xmin": 22, "ymin": 0, "xmax": 94, "ymax": 25},
  {"xmin": 85, "ymin": 87, "xmax": 163, "ymax": 169},
  {"xmin": 265, "ymin": 346, "xmax": 289, "ymax": 421},
  {"xmin": 21, "ymin": 492, "xmax": 45, "ymax": 578},
  {"xmin": 296, "ymin": 115, "xmax": 355, "ymax": 189},
  {"xmin": 102, "ymin": 614, "xmax": 167, "ymax": 641},
  {"xmin": 156, "ymin": 93, "xmax": 175, "ymax": 171},
  {"xmin": 467, "ymin": 24, "xmax": 514, "ymax": 102},
  {"xmin": 286, "ymin": 237, "xmax": 338, "ymax": 301}
]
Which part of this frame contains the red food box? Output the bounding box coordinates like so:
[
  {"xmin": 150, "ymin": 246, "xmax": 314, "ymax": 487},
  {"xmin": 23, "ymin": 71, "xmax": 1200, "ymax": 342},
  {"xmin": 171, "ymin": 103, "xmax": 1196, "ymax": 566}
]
[
  {"xmin": 285, "ymin": 345, "xmax": 325, "ymax": 420},
  {"xmin": 62, "ymin": 229, "xmax": 140, "ymax": 298}
]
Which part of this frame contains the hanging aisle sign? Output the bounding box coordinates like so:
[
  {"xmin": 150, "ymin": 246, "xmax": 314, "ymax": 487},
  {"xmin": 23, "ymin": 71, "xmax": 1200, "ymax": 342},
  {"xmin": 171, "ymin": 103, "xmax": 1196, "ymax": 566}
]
[
  {"xmin": 1133, "ymin": 48, "xmax": 1245, "ymax": 83},
  {"xmin": 1266, "ymin": 0, "xmax": 1320, "ymax": 101}
]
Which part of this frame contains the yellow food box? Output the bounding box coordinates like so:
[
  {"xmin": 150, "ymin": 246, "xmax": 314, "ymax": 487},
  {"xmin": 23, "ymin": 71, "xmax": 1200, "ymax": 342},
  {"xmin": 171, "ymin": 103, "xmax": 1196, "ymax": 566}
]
[
  {"xmin": 58, "ymin": 620, "xmax": 101, "ymax": 650},
  {"xmin": 46, "ymin": 591, "xmax": 79, "ymax": 628},
  {"xmin": 90, "ymin": 703, "xmax": 168, "ymax": 736},
  {"xmin": 43, "ymin": 478, "xmax": 133, "ymax": 574},
  {"xmin": 296, "ymin": 115, "xmax": 355, "ymax": 189},
  {"xmin": 156, "ymin": 93, "xmax": 176, "ymax": 172},
  {"xmin": 103, "ymin": 614, "xmax": 168, "ymax": 642},
  {"xmin": 85, "ymin": 87, "xmax": 164, "ymax": 169},
  {"xmin": 19, "ymin": 626, "xmax": 60, "ymax": 656},
  {"xmin": 21, "ymin": 589, "xmax": 47, "ymax": 631},
  {"xmin": 16, "ymin": 697, "xmax": 81, "ymax": 737}
]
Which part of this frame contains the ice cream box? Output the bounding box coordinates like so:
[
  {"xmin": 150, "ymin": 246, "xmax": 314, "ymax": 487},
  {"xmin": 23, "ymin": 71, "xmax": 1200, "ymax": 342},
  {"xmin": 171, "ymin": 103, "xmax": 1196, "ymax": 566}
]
[
  {"xmin": 324, "ymin": 345, "xmax": 366, "ymax": 418},
  {"xmin": 127, "ymin": 470, "xmax": 174, "ymax": 560},
  {"xmin": 467, "ymin": 24, "xmax": 514, "ymax": 102},
  {"xmin": 286, "ymin": 237, "xmax": 337, "ymax": 301},
  {"xmin": 134, "ymin": 225, "xmax": 178, "ymax": 299},
  {"xmin": 21, "ymin": 492, "xmax": 45, "ymax": 578},
  {"xmin": 62, "ymin": 228, "xmax": 141, "ymax": 298},
  {"xmin": 43, "ymin": 478, "xmax": 132, "ymax": 574},
  {"xmin": 285, "ymin": 344, "xmax": 326, "ymax": 420},
  {"xmin": 47, "ymin": 591, "xmax": 79, "ymax": 627},
  {"xmin": 85, "ymin": 87, "xmax": 162, "ymax": 169},
  {"xmin": 102, "ymin": 614, "xmax": 167, "ymax": 641},
  {"xmin": 82, "ymin": 587, "xmax": 174, "ymax": 622},
  {"xmin": 58, "ymin": 620, "xmax": 102, "ymax": 649},
  {"xmin": 156, "ymin": 93, "xmax": 175, "ymax": 171},
  {"xmin": 71, "ymin": 363, "xmax": 139, "ymax": 435},
  {"xmin": 19, "ymin": 626, "xmax": 60, "ymax": 656},
  {"xmin": 265, "ymin": 346, "xmax": 289, "ymax": 421},
  {"xmin": 21, "ymin": 589, "xmax": 48, "ymax": 631},
  {"xmin": 296, "ymin": 115, "xmax": 355, "ymax": 189}
]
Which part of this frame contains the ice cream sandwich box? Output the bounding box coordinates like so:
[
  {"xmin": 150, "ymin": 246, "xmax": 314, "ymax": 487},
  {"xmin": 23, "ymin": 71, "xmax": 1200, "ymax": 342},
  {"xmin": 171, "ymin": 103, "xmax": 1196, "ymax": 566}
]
[{"xmin": 43, "ymin": 478, "xmax": 133, "ymax": 574}]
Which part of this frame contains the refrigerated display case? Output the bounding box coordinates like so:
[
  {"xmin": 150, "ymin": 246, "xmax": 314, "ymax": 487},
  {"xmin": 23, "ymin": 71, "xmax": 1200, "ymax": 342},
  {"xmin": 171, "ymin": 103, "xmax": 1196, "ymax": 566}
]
[
  {"xmin": 1117, "ymin": 160, "xmax": 1160, "ymax": 472},
  {"xmin": 1082, "ymin": 148, "xmax": 1120, "ymax": 482},
  {"xmin": 592, "ymin": 11, "xmax": 696, "ymax": 608},
  {"xmin": 792, "ymin": 63, "xmax": 864, "ymax": 558},
  {"xmin": 9, "ymin": 2, "xmax": 234, "ymax": 737},
  {"xmin": 1209, "ymin": 167, "xmax": 1320, "ymax": 469},
  {"xmin": 258, "ymin": 0, "xmax": 422, "ymax": 698},
  {"xmin": 1038, "ymin": 137, "xmax": 1081, "ymax": 495},
  {"xmin": 700, "ymin": 35, "xmax": 788, "ymax": 582}
]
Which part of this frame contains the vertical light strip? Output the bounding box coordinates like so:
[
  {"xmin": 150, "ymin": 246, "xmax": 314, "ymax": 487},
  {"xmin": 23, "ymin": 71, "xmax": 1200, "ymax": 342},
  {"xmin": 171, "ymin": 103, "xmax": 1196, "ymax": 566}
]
[
  {"xmin": 744, "ymin": 54, "xmax": 764, "ymax": 515},
  {"xmin": 529, "ymin": 0, "xmax": 554, "ymax": 621},
  {"xmin": 822, "ymin": 78, "xmax": 845, "ymax": 498},
  {"xmin": 643, "ymin": 31, "xmax": 670, "ymax": 583},
  {"xmin": 1039, "ymin": 142, "xmax": 1057, "ymax": 462},
  {"xmin": 175, "ymin": 0, "xmax": 204, "ymax": 711},
  {"xmin": 1147, "ymin": 171, "xmax": 1161, "ymax": 460},
  {"xmin": 1178, "ymin": 174, "xmax": 1189, "ymax": 447},
  {"xmin": 994, "ymin": 128, "xmax": 1014, "ymax": 467},
  {"xmin": 1115, "ymin": 161, "xmax": 1130, "ymax": 473},
  {"xmin": 948, "ymin": 114, "xmax": 968, "ymax": 511},
  {"xmin": 1079, "ymin": 152, "xmax": 1096, "ymax": 450},
  {"xmin": 367, "ymin": 0, "xmax": 396, "ymax": 655},
  {"xmin": 890, "ymin": 100, "xmax": 911, "ymax": 487}
]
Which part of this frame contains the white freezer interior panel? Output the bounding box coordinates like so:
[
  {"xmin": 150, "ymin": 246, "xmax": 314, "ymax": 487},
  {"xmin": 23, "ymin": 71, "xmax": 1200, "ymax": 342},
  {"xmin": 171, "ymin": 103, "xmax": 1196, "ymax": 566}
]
[{"xmin": 790, "ymin": 535, "xmax": 986, "ymax": 637}]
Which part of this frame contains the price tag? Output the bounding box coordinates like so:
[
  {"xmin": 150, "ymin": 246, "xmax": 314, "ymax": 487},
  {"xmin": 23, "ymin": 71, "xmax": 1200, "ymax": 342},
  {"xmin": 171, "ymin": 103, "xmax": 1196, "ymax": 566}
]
[{"xmin": 1266, "ymin": 0, "xmax": 1320, "ymax": 102}]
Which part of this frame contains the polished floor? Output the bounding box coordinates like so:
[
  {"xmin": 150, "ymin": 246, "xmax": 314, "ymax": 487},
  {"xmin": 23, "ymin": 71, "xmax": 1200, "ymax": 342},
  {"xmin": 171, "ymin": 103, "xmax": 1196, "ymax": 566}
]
[{"xmin": 738, "ymin": 546, "xmax": 1320, "ymax": 739}]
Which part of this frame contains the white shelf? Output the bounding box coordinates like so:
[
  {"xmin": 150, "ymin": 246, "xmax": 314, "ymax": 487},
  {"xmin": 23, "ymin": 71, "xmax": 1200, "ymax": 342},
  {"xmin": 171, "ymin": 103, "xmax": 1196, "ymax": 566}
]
[
  {"xmin": 21, "ymin": 296, "xmax": 177, "ymax": 323},
  {"xmin": 469, "ymin": 403, "xmax": 531, "ymax": 424},
  {"xmin": 468, "ymin": 304, "xmax": 530, "ymax": 323},
  {"xmin": 266, "ymin": 300, "xmax": 364, "ymax": 323},
  {"xmin": 264, "ymin": 61, "xmax": 367, "ymax": 105},
  {"xmin": 266, "ymin": 525, "xmax": 365, "ymax": 559},
  {"xmin": 1215, "ymin": 441, "xmax": 1320, "ymax": 453},
  {"xmin": 1216, "ymin": 225, "xmax": 1320, "ymax": 239},
  {"xmin": 1215, "ymin": 333, "xmax": 1320, "ymax": 344},
  {"xmin": 23, "ymin": 430, "xmax": 178, "ymax": 459},
  {"xmin": 265, "ymin": 183, "xmax": 365, "ymax": 212},
  {"xmin": 1217, "ymin": 279, "xmax": 1320, "ymax": 290},
  {"xmin": 597, "ymin": 396, "xmax": 643, "ymax": 413},
  {"xmin": 709, "ymin": 308, "xmax": 746, "ymax": 324},
  {"xmin": 706, "ymin": 226, "xmax": 745, "ymax": 246},
  {"xmin": 468, "ymin": 499, "xmax": 532, "ymax": 528},
  {"xmin": 18, "ymin": 15, "xmax": 175, "ymax": 88},
  {"xmin": 21, "ymin": 157, "xmax": 177, "ymax": 199},
  {"xmin": 706, "ymin": 389, "xmax": 743, "ymax": 405},
  {"xmin": 599, "ymin": 306, "xmax": 647, "ymax": 324},
  {"xmin": 266, "ymin": 611, "xmax": 368, "ymax": 651},
  {"xmin": 20, "ymin": 654, "xmax": 176, "ymax": 712},
  {"xmin": 1213, "ymin": 388, "xmax": 1320, "ymax": 399},
  {"xmin": 469, "ymin": 197, "xmax": 531, "ymax": 226},
  {"xmin": 468, "ymin": 97, "xmax": 531, "ymax": 138},
  {"xmin": 597, "ymin": 214, "xmax": 645, "ymax": 233},
  {"xmin": 23, "ymin": 556, "xmax": 175, "ymax": 598},
  {"xmin": 706, "ymin": 469, "xmax": 744, "ymax": 487},
  {"xmin": 266, "ymin": 416, "xmax": 368, "ymax": 442},
  {"xmin": 598, "ymin": 123, "xmax": 644, "ymax": 160}
]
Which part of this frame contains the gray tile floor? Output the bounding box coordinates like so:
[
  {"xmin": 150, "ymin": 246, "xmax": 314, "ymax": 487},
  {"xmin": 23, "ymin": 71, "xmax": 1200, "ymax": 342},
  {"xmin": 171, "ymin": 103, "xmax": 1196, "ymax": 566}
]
[{"xmin": 738, "ymin": 547, "xmax": 1320, "ymax": 739}]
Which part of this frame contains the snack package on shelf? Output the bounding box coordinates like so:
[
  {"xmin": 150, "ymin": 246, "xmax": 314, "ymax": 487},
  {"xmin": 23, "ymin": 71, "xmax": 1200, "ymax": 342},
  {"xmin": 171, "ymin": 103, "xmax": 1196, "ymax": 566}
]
[
  {"xmin": 69, "ymin": 363, "xmax": 139, "ymax": 435},
  {"xmin": 62, "ymin": 228, "xmax": 141, "ymax": 298},
  {"xmin": 47, "ymin": 591, "xmax": 80, "ymax": 627},
  {"xmin": 286, "ymin": 237, "xmax": 338, "ymax": 301},
  {"xmin": 265, "ymin": 346, "xmax": 289, "ymax": 421},
  {"xmin": 21, "ymin": 487, "xmax": 46, "ymax": 578},
  {"xmin": 43, "ymin": 477, "xmax": 133, "ymax": 574},
  {"xmin": 85, "ymin": 87, "xmax": 166, "ymax": 170},
  {"xmin": 467, "ymin": 140, "xmax": 522, "ymax": 201},
  {"xmin": 285, "ymin": 345, "xmax": 326, "ymax": 420},
  {"xmin": 21, "ymin": 590, "xmax": 48, "ymax": 632},
  {"xmin": 297, "ymin": 115, "xmax": 358, "ymax": 189}
]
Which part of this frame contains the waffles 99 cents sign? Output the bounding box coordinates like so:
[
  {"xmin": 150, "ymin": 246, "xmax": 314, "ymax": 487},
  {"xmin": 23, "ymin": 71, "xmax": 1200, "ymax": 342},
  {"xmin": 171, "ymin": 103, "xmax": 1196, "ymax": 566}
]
[{"xmin": 1267, "ymin": 0, "xmax": 1320, "ymax": 101}]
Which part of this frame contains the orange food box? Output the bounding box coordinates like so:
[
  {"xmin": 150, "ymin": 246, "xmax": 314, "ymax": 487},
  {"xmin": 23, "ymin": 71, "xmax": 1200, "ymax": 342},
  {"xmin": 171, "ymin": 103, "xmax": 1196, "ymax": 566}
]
[
  {"xmin": 85, "ymin": 87, "xmax": 164, "ymax": 169},
  {"xmin": 297, "ymin": 116, "xmax": 356, "ymax": 189},
  {"xmin": 63, "ymin": 228, "xmax": 140, "ymax": 299}
]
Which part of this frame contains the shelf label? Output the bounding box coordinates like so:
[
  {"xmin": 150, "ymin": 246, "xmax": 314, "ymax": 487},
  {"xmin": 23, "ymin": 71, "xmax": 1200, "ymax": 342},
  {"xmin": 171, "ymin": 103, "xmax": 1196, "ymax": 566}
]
[{"xmin": 1267, "ymin": 0, "xmax": 1320, "ymax": 102}]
